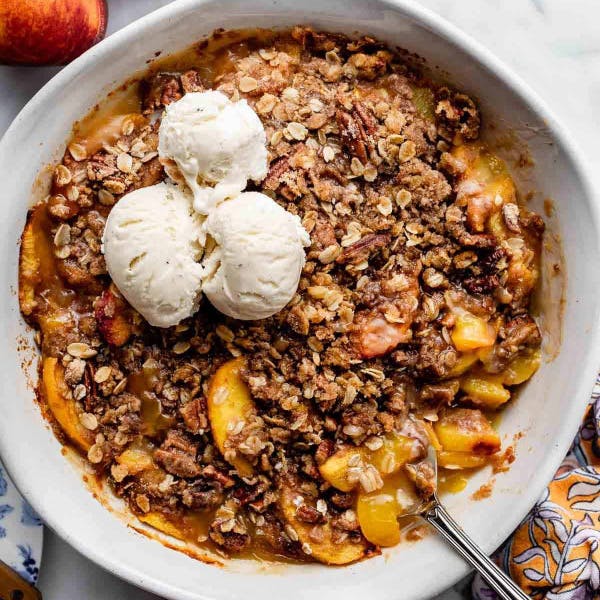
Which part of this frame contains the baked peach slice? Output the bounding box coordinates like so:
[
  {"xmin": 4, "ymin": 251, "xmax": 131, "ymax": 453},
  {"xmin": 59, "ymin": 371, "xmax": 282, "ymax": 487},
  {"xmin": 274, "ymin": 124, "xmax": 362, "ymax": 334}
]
[
  {"xmin": 319, "ymin": 433, "xmax": 415, "ymax": 491},
  {"xmin": 370, "ymin": 434, "xmax": 416, "ymax": 476},
  {"xmin": 446, "ymin": 351, "xmax": 479, "ymax": 378},
  {"xmin": 117, "ymin": 441, "xmax": 198, "ymax": 541},
  {"xmin": 95, "ymin": 287, "xmax": 132, "ymax": 347},
  {"xmin": 42, "ymin": 357, "xmax": 93, "ymax": 452},
  {"xmin": 18, "ymin": 219, "xmax": 40, "ymax": 316},
  {"xmin": 207, "ymin": 358, "xmax": 255, "ymax": 478},
  {"xmin": 139, "ymin": 511, "xmax": 209, "ymax": 544},
  {"xmin": 319, "ymin": 447, "xmax": 363, "ymax": 492},
  {"xmin": 73, "ymin": 113, "xmax": 147, "ymax": 157},
  {"xmin": 436, "ymin": 451, "xmax": 488, "ymax": 470},
  {"xmin": 460, "ymin": 372, "xmax": 510, "ymax": 410},
  {"xmin": 357, "ymin": 491, "xmax": 400, "ymax": 547},
  {"xmin": 278, "ymin": 476, "xmax": 368, "ymax": 565},
  {"xmin": 452, "ymin": 144, "xmax": 516, "ymax": 233},
  {"xmin": 450, "ymin": 311, "xmax": 496, "ymax": 353},
  {"xmin": 502, "ymin": 349, "xmax": 541, "ymax": 386},
  {"xmin": 434, "ymin": 408, "xmax": 500, "ymax": 456},
  {"xmin": 139, "ymin": 512, "xmax": 185, "ymax": 539},
  {"xmin": 463, "ymin": 350, "xmax": 539, "ymax": 408},
  {"xmin": 356, "ymin": 470, "xmax": 419, "ymax": 547},
  {"xmin": 425, "ymin": 416, "xmax": 490, "ymax": 470}
]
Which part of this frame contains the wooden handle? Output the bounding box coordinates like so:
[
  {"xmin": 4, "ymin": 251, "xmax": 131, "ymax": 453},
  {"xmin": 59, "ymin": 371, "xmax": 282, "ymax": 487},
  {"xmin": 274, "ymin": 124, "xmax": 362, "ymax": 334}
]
[{"xmin": 0, "ymin": 559, "xmax": 42, "ymax": 600}]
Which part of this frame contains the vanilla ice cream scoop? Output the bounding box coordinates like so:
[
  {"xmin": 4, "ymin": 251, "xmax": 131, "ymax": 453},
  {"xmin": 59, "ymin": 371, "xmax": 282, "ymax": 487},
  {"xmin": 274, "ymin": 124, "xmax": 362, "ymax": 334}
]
[
  {"xmin": 202, "ymin": 192, "xmax": 311, "ymax": 320},
  {"xmin": 102, "ymin": 182, "xmax": 204, "ymax": 328},
  {"xmin": 158, "ymin": 91, "xmax": 268, "ymax": 214}
]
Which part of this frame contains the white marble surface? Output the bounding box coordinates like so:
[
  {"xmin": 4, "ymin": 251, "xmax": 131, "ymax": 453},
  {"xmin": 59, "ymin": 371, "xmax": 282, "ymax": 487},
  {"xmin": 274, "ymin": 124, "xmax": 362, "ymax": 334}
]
[{"xmin": 1, "ymin": 1, "xmax": 598, "ymax": 598}]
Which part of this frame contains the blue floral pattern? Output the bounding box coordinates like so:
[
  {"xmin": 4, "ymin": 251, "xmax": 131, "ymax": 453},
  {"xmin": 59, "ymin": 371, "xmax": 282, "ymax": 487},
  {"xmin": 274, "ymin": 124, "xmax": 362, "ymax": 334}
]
[
  {"xmin": 16, "ymin": 545, "xmax": 39, "ymax": 582},
  {"xmin": 0, "ymin": 462, "xmax": 43, "ymax": 584},
  {"xmin": 20, "ymin": 500, "xmax": 42, "ymax": 528},
  {"xmin": 0, "ymin": 503, "xmax": 14, "ymax": 538}
]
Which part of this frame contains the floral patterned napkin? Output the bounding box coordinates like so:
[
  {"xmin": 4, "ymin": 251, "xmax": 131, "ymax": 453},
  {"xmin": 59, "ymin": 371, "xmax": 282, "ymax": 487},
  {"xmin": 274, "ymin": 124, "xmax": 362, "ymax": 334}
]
[
  {"xmin": 0, "ymin": 463, "xmax": 43, "ymax": 583},
  {"xmin": 473, "ymin": 376, "xmax": 600, "ymax": 600}
]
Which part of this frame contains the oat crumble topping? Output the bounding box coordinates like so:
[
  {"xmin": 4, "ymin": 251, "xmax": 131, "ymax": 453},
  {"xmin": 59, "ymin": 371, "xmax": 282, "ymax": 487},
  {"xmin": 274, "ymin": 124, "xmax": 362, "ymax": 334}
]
[{"xmin": 19, "ymin": 27, "xmax": 544, "ymax": 564}]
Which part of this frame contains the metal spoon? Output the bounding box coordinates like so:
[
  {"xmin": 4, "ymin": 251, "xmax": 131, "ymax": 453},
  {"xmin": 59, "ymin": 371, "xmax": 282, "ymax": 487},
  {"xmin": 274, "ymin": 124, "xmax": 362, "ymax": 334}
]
[{"xmin": 405, "ymin": 446, "xmax": 530, "ymax": 600}]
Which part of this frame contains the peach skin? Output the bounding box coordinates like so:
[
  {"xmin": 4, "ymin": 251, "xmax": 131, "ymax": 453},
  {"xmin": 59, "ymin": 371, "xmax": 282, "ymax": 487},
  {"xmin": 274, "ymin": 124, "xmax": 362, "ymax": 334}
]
[{"xmin": 0, "ymin": 0, "xmax": 107, "ymax": 65}]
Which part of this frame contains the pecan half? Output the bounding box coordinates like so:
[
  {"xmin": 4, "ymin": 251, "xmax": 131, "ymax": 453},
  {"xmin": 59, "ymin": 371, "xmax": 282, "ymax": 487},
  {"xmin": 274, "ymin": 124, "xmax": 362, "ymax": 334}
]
[
  {"xmin": 263, "ymin": 155, "xmax": 290, "ymax": 190},
  {"xmin": 336, "ymin": 110, "xmax": 368, "ymax": 163}
]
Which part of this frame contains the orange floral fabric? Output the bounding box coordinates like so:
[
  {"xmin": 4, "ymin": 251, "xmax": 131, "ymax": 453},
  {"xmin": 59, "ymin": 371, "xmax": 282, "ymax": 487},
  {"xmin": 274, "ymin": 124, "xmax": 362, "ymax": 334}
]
[{"xmin": 473, "ymin": 379, "xmax": 600, "ymax": 600}]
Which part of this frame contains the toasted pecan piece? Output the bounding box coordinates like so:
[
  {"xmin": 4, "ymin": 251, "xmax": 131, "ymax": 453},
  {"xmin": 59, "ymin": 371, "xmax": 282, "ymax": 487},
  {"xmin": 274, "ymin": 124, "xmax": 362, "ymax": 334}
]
[
  {"xmin": 337, "ymin": 233, "xmax": 390, "ymax": 265},
  {"xmin": 336, "ymin": 109, "xmax": 368, "ymax": 164},
  {"xmin": 263, "ymin": 155, "xmax": 291, "ymax": 190}
]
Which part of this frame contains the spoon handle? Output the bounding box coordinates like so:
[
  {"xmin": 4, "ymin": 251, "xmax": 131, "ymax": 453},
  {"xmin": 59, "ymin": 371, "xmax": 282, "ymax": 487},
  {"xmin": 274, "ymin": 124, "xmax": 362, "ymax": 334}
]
[{"xmin": 423, "ymin": 500, "xmax": 529, "ymax": 600}]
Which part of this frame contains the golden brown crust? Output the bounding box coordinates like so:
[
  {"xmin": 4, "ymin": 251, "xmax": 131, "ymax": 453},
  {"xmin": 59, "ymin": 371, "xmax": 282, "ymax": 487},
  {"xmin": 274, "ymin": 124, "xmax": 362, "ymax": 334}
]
[{"xmin": 19, "ymin": 26, "xmax": 543, "ymax": 564}]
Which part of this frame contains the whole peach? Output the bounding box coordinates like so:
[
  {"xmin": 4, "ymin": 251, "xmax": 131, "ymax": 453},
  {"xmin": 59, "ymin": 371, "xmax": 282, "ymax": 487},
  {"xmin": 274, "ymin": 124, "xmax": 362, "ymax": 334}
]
[{"xmin": 0, "ymin": 0, "xmax": 108, "ymax": 65}]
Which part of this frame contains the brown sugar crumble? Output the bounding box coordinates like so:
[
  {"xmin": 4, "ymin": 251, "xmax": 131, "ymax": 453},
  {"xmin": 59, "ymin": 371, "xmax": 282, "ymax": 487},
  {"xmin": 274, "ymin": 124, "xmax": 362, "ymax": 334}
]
[
  {"xmin": 471, "ymin": 479, "xmax": 495, "ymax": 501},
  {"xmin": 19, "ymin": 27, "xmax": 544, "ymax": 564},
  {"xmin": 492, "ymin": 444, "xmax": 517, "ymax": 474}
]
